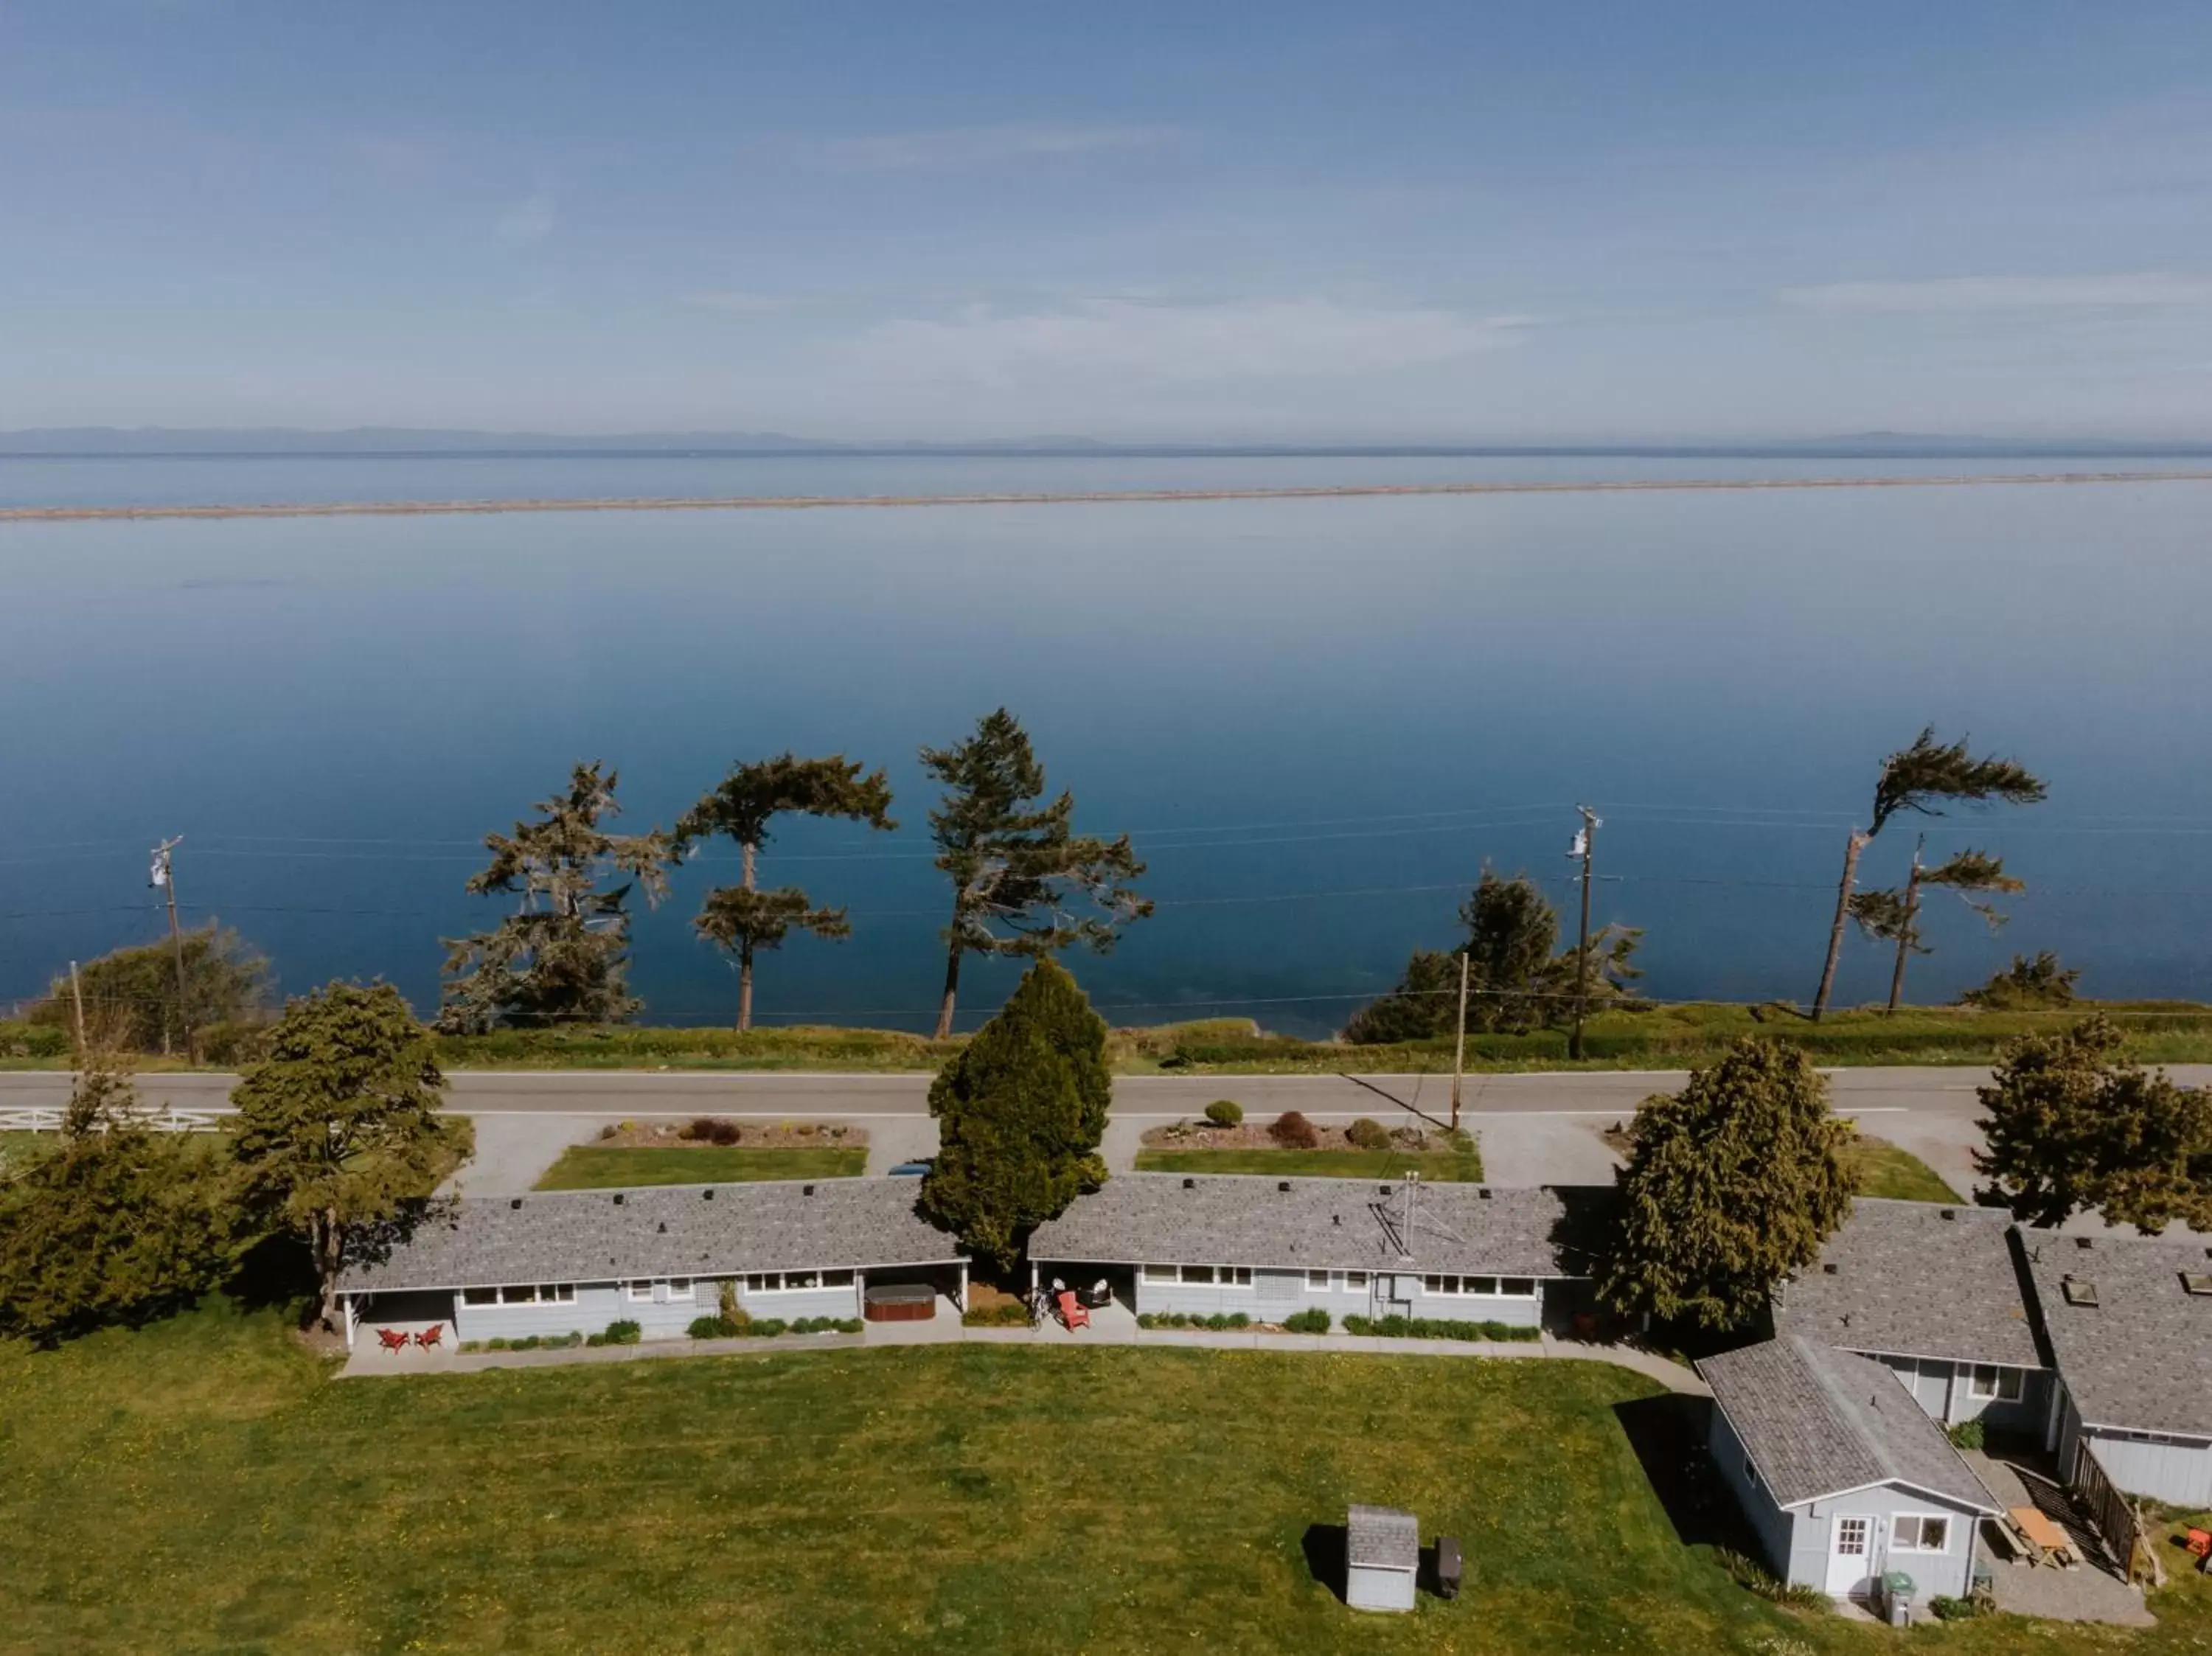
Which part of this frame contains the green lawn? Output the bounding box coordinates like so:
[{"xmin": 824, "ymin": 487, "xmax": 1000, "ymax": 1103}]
[
  {"xmin": 534, "ymin": 1144, "xmax": 867, "ymax": 1189},
  {"xmin": 1134, "ymin": 1145, "xmax": 1486, "ymax": 1182},
  {"xmin": 1847, "ymin": 1138, "xmax": 1965, "ymax": 1203},
  {"xmin": 2, "ymin": 1304, "xmax": 2208, "ymax": 1654}
]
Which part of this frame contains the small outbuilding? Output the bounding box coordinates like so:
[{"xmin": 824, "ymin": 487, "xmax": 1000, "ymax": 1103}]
[{"xmin": 1345, "ymin": 1503, "xmax": 1419, "ymax": 1612}]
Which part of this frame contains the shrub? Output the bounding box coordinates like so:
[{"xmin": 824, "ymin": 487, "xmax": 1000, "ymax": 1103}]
[
  {"xmin": 1344, "ymin": 1117, "xmax": 1390, "ymax": 1150},
  {"xmin": 486, "ymin": 1337, "xmax": 510, "ymax": 1350},
  {"xmin": 1340, "ymin": 1314, "xmax": 1538, "ymax": 1343},
  {"xmin": 458, "ymin": 1340, "xmax": 482, "ymax": 1352},
  {"xmin": 683, "ymin": 1116, "xmax": 717, "ymax": 1141},
  {"xmin": 717, "ymin": 1281, "xmax": 751, "ymax": 1333},
  {"xmin": 1928, "ymin": 1595, "xmax": 1981, "ymax": 1621},
  {"xmin": 1947, "ymin": 1419, "xmax": 1986, "ymax": 1450},
  {"xmin": 690, "ymin": 1315, "xmax": 734, "ymax": 1339},
  {"xmin": 556, "ymin": 1331, "xmax": 583, "ymax": 1347},
  {"xmin": 510, "ymin": 1335, "xmax": 542, "ymax": 1351},
  {"xmin": 749, "ymin": 1318, "xmax": 788, "ymax": 1338},
  {"xmin": 1284, "ymin": 1308, "xmax": 1331, "ymax": 1334},
  {"xmin": 1203, "ymin": 1099, "xmax": 1244, "ymax": 1128},
  {"xmin": 585, "ymin": 1333, "xmax": 605, "ymax": 1346},
  {"xmin": 962, "ymin": 1302, "xmax": 1034, "ymax": 1328},
  {"xmin": 835, "ymin": 1318, "xmax": 863, "ymax": 1333},
  {"xmin": 709, "ymin": 1120, "xmax": 742, "ymax": 1147},
  {"xmin": 597, "ymin": 1123, "xmax": 620, "ymax": 1141},
  {"xmin": 1269, "ymin": 1110, "xmax": 1319, "ymax": 1149},
  {"xmin": 603, "ymin": 1319, "xmax": 642, "ymax": 1346}
]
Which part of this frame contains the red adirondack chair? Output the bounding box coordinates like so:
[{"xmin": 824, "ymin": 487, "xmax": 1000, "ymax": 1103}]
[
  {"xmin": 375, "ymin": 1327, "xmax": 408, "ymax": 1352},
  {"xmin": 414, "ymin": 1324, "xmax": 444, "ymax": 1349},
  {"xmin": 1055, "ymin": 1290, "xmax": 1090, "ymax": 1331}
]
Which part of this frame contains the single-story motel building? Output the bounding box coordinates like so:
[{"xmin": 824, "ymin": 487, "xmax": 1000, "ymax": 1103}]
[
  {"xmin": 336, "ymin": 1177, "xmax": 970, "ymax": 1346},
  {"xmin": 1026, "ymin": 1173, "xmax": 1606, "ymax": 1326}
]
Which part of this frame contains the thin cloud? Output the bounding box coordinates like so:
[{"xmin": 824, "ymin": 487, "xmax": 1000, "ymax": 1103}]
[
  {"xmin": 815, "ymin": 123, "xmax": 1180, "ymax": 171},
  {"xmin": 494, "ymin": 187, "xmax": 556, "ymax": 245},
  {"xmin": 838, "ymin": 298, "xmax": 1530, "ymax": 391},
  {"xmin": 682, "ymin": 291, "xmax": 813, "ymax": 314},
  {"xmin": 1783, "ymin": 273, "xmax": 2212, "ymax": 313}
]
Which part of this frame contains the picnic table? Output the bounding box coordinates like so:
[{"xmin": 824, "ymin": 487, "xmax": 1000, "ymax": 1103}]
[{"xmin": 2008, "ymin": 1505, "xmax": 2079, "ymax": 1568}]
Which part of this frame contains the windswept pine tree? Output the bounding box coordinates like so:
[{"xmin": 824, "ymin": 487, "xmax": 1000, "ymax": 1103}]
[
  {"xmin": 437, "ymin": 762, "xmax": 671, "ymax": 1032},
  {"xmin": 1848, "ymin": 842, "xmax": 2024, "ymax": 1012},
  {"xmin": 1810, "ymin": 728, "xmax": 2043, "ymax": 1019},
  {"xmin": 921, "ymin": 709, "xmax": 1149, "ymax": 1040},
  {"xmin": 1598, "ymin": 1040, "xmax": 1854, "ymax": 1331},
  {"xmin": 919, "ymin": 958, "xmax": 1110, "ymax": 1269},
  {"xmin": 675, "ymin": 754, "xmax": 897, "ymax": 1031}
]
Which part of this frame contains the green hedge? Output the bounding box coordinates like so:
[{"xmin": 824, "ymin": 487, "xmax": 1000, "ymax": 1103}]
[
  {"xmin": 688, "ymin": 1314, "xmax": 862, "ymax": 1339},
  {"xmin": 1342, "ymin": 1314, "xmax": 1540, "ymax": 1342},
  {"xmin": 1282, "ymin": 1309, "xmax": 1331, "ymax": 1335},
  {"xmin": 1136, "ymin": 1312, "xmax": 1251, "ymax": 1331},
  {"xmin": 961, "ymin": 1302, "xmax": 1034, "ymax": 1328}
]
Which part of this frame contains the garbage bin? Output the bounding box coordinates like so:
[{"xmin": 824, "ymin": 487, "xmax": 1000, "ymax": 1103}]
[
  {"xmin": 1880, "ymin": 1570, "xmax": 1916, "ymax": 1626},
  {"xmin": 1434, "ymin": 1536, "xmax": 1462, "ymax": 1600}
]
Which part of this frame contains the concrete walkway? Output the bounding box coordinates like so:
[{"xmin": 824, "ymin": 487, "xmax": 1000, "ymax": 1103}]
[{"xmin": 341, "ymin": 1316, "xmax": 1705, "ymax": 1393}]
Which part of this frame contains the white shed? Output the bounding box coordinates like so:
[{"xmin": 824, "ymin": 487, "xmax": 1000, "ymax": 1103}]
[{"xmin": 1346, "ymin": 1504, "xmax": 1419, "ymax": 1612}]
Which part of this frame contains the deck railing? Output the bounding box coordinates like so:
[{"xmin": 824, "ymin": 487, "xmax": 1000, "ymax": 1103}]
[{"xmin": 2069, "ymin": 1436, "xmax": 2163, "ymax": 1587}]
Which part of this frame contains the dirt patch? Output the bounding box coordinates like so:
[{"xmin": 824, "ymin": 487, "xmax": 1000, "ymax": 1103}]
[
  {"xmin": 1141, "ymin": 1120, "xmax": 1464, "ymax": 1154},
  {"xmin": 596, "ymin": 1118, "xmax": 867, "ymax": 1149}
]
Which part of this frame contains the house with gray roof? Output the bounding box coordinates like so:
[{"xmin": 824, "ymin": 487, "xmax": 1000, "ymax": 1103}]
[
  {"xmin": 335, "ymin": 1177, "xmax": 969, "ymax": 1349},
  {"xmin": 2025, "ymin": 1229, "xmax": 2212, "ymax": 1507},
  {"xmin": 1775, "ymin": 1197, "xmax": 2056, "ymax": 1443},
  {"xmin": 1699, "ymin": 1335, "xmax": 2001, "ymax": 1604},
  {"xmin": 1025, "ymin": 1173, "xmax": 1606, "ymax": 1326}
]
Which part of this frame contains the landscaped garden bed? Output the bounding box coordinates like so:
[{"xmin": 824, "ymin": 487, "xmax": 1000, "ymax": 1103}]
[
  {"xmin": 1135, "ymin": 1109, "xmax": 1485, "ymax": 1180},
  {"xmin": 534, "ymin": 1117, "xmax": 868, "ymax": 1189}
]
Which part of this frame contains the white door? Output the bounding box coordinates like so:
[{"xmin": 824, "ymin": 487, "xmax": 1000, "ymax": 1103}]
[{"xmin": 1826, "ymin": 1515, "xmax": 1873, "ymax": 1597}]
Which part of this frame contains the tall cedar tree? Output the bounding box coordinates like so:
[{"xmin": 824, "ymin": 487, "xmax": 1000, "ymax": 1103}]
[
  {"xmin": 1973, "ymin": 1015, "xmax": 2212, "ymax": 1233},
  {"xmin": 230, "ymin": 982, "xmax": 465, "ymax": 1329},
  {"xmin": 674, "ymin": 754, "xmax": 897, "ymax": 1031},
  {"xmin": 437, "ymin": 762, "xmax": 671, "ymax": 1032},
  {"xmin": 29, "ymin": 925, "xmax": 268, "ymax": 1055},
  {"xmin": 920, "ymin": 709, "xmax": 1150, "ymax": 1040},
  {"xmin": 1811, "ymin": 728, "xmax": 2043, "ymax": 1018},
  {"xmin": 1848, "ymin": 843, "xmax": 2024, "ymax": 1012},
  {"xmin": 1344, "ymin": 870, "xmax": 1641, "ymax": 1043},
  {"xmin": 1598, "ymin": 1040, "xmax": 1854, "ymax": 1330},
  {"xmin": 0, "ymin": 1060, "xmax": 232, "ymax": 1340},
  {"xmin": 918, "ymin": 957, "xmax": 1110, "ymax": 1268}
]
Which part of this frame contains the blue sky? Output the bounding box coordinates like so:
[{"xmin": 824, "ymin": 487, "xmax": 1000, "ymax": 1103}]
[{"xmin": 5, "ymin": 1, "xmax": 2212, "ymax": 439}]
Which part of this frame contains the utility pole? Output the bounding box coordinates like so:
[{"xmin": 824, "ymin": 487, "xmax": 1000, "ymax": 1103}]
[
  {"xmin": 150, "ymin": 837, "xmax": 194, "ymax": 1062},
  {"xmin": 1448, "ymin": 949, "xmax": 1470, "ymax": 1132},
  {"xmin": 1885, "ymin": 835, "xmax": 1927, "ymax": 1016},
  {"xmin": 69, "ymin": 959, "xmax": 87, "ymax": 1060},
  {"xmin": 1568, "ymin": 806, "xmax": 1600, "ymax": 1062}
]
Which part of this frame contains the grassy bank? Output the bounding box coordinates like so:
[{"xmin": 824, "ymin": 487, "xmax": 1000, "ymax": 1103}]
[
  {"xmin": 8, "ymin": 1000, "xmax": 2212, "ymax": 1076},
  {"xmin": 3, "ymin": 1303, "xmax": 2208, "ymax": 1653},
  {"xmin": 1847, "ymin": 1138, "xmax": 1964, "ymax": 1203},
  {"xmin": 533, "ymin": 1144, "xmax": 868, "ymax": 1190},
  {"xmin": 1133, "ymin": 1146, "xmax": 1487, "ymax": 1181}
]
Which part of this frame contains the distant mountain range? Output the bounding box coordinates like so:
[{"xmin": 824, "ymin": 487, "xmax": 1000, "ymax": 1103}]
[{"xmin": 4, "ymin": 426, "xmax": 2211, "ymax": 459}]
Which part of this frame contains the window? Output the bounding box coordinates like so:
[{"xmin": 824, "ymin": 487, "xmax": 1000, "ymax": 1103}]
[
  {"xmin": 545, "ymin": 1284, "xmax": 574, "ymax": 1304},
  {"xmin": 1969, "ymin": 1365, "xmax": 2024, "ymax": 1402},
  {"xmin": 668, "ymin": 1278, "xmax": 693, "ymax": 1301},
  {"xmin": 627, "ymin": 1281, "xmax": 656, "ymax": 1304},
  {"xmin": 1143, "ymin": 1264, "xmax": 1177, "ymax": 1284},
  {"xmin": 1834, "ymin": 1517, "xmax": 1868, "ymax": 1556},
  {"xmin": 1344, "ymin": 1271, "xmax": 1368, "ymax": 1290},
  {"xmin": 1422, "ymin": 1274, "xmax": 1444, "ymax": 1293},
  {"xmin": 498, "ymin": 1284, "xmax": 538, "ymax": 1306},
  {"xmin": 1499, "ymin": 1278, "xmax": 1537, "ymax": 1298},
  {"xmin": 786, "ymin": 1271, "xmax": 818, "ymax": 1291},
  {"xmin": 822, "ymin": 1270, "xmax": 855, "ymax": 1288},
  {"xmin": 745, "ymin": 1273, "xmax": 775, "ymax": 1293},
  {"xmin": 1307, "ymin": 1270, "xmax": 1331, "ymax": 1290},
  {"xmin": 1466, "ymin": 1276, "xmax": 1499, "ymax": 1296},
  {"xmin": 462, "ymin": 1287, "xmax": 497, "ymax": 1307},
  {"xmin": 1226, "ymin": 1267, "xmax": 1253, "ymax": 1287},
  {"xmin": 1180, "ymin": 1265, "xmax": 1215, "ymax": 1284},
  {"xmin": 1893, "ymin": 1515, "xmax": 1950, "ymax": 1553}
]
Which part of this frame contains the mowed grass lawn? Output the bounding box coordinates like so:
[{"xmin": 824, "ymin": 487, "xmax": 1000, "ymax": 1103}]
[
  {"xmin": 8, "ymin": 1307, "xmax": 2210, "ymax": 1655},
  {"xmin": 1133, "ymin": 1146, "xmax": 1487, "ymax": 1181},
  {"xmin": 1848, "ymin": 1137, "xmax": 1965, "ymax": 1203},
  {"xmin": 533, "ymin": 1144, "xmax": 867, "ymax": 1189}
]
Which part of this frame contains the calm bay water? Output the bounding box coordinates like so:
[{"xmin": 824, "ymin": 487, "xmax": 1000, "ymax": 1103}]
[{"xmin": 4, "ymin": 453, "xmax": 2209, "ymax": 1034}]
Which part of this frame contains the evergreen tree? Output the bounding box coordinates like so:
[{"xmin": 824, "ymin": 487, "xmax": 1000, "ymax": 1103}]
[
  {"xmin": 1812, "ymin": 728, "xmax": 2043, "ymax": 1018},
  {"xmin": 674, "ymin": 753, "xmax": 897, "ymax": 1031},
  {"xmin": 1974, "ymin": 1015, "xmax": 2212, "ymax": 1233},
  {"xmin": 1598, "ymin": 1040, "xmax": 1854, "ymax": 1331},
  {"xmin": 1848, "ymin": 844, "xmax": 2023, "ymax": 1012},
  {"xmin": 921, "ymin": 709, "xmax": 1150, "ymax": 1039},
  {"xmin": 437, "ymin": 762, "xmax": 671, "ymax": 1032},
  {"xmin": 230, "ymin": 983, "xmax": 465, "ymax": 1329},
  {"xmin": 918, "ymin": 957, "xmax": 1110, "ymax": 1269},
  {"xmin": 29, "ymin": 926, "xmax": 268, "ymax": 1055},
  {"xmin": 1958, "ymin": 950, "xmax": 2079, "ymax": 1009},
  {"xmin": 0, "ymin": 1059, "xmax": 232, "ymax": 1340}
]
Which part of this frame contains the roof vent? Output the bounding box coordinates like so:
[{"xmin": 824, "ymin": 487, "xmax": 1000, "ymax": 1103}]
[
  {"xmin": 803, "ymin": 1184, "xmax": 815, "ymax": 1196},
  {"xmin": 1939, "ymin": 1208, "xmax": 1956, "ymax": 1221},
  {"xmin": 1332, "ymin": 1214, "xmax": 1341, "ymax": 1226},
  {"xmin": 1278, "ymin": 1181, "xmax": 1291, "ymax": 1194},
  {"xmin": 703, "ymin": 1189, "xmax": 714, "ymax": 1200},
  {"xmin": 1822, "ymin": 1262, "xmax": 1840, "ymax": 1276},
  {"xmin": 1478, "ymin": 1188, "xmax": 1493, "ymax": 1200},
  {"xmin": 2183, "ymin": 1273, "xmax": 2212, "ymax": 1297},
  {"xmin": 612, "ymin": 1193, "xmax": 625, "ymax": 1206},
  {"xmin": 509, "ymin": 1198, "xmax": 522, "ymax": 1211},
  {"xmin": 657, "ymin": 1221, "xmax": 668, "ymax": 1234},
  {"xmin": 2062, "ymin": 1276, "xmax": 2098, "ymax": 1307},
  {"xmin": 1183, "ymin": 1178, "xmax": 1196, "ymax": 1190},
  {"xmin": 1378, "ymin": 1185, "xmax": 1392, "ymax": 1196}
]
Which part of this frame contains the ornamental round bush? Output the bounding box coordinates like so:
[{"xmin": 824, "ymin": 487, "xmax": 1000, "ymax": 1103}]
[
  {"xmin": 1344, "ymin": 1117, "xmax": 1390, "ymax": 1150},
  {"xmin": 1269, "ymin": 1110, "xmax": 1319, "ymax": 1149},
  {"xmin": 1203, "ymin": 1099, "xmax": 1244, "ymax": 1128},
  {"xmin": 604, "ymin": 1319, "xmax": 642, "ymax": 1346}
]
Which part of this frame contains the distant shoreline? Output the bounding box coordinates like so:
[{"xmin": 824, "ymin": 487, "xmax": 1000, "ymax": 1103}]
[{"xmin": 5, "ymin": 468, "xmax": 2211, "ymax": 523}]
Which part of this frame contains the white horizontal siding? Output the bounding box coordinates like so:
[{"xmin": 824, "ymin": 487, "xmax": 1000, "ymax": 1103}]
[
  {"xmin": 738, "ymin": 1284, "xmax": 860, "ymax": 1321},
  {"xmin": 2085, "ymin": 1430, "xmax": 2212, "ymax": 1508}
]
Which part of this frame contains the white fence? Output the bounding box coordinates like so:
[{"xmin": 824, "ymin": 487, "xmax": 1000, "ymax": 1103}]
[{"xmin": 0, "ymin": 1106, "xmax": 227, "ymax": 1134}]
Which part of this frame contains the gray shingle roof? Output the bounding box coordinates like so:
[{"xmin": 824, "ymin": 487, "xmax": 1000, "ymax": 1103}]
[
  {"xmin": 1347, "ymin": 1505, "xmax": 1419, "ymax": 1570},
  {"xmin": 338, "ymin": 1177, "xmax": 965, "ymax": 1294},
  {"xmin": 1775, "ymin": 1197, "xmax": 2046, "ymax": 1371},
  {"xmin": 1025, "ymin": 1175, "xmax": 1608, "ymax": 1277},
  {"xmin": 2023, "ymin": 1230, "xmax": 2212, "ymax": 1438},
  {"xmin": 1699, "ymin": 1336, "xmax": 2000, "ymax": 1511}
]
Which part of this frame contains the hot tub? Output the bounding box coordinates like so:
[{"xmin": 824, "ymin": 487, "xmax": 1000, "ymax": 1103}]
[{"xmin": 863, "ymin": 1284, "xmax": 937, "ymax": 1323}]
